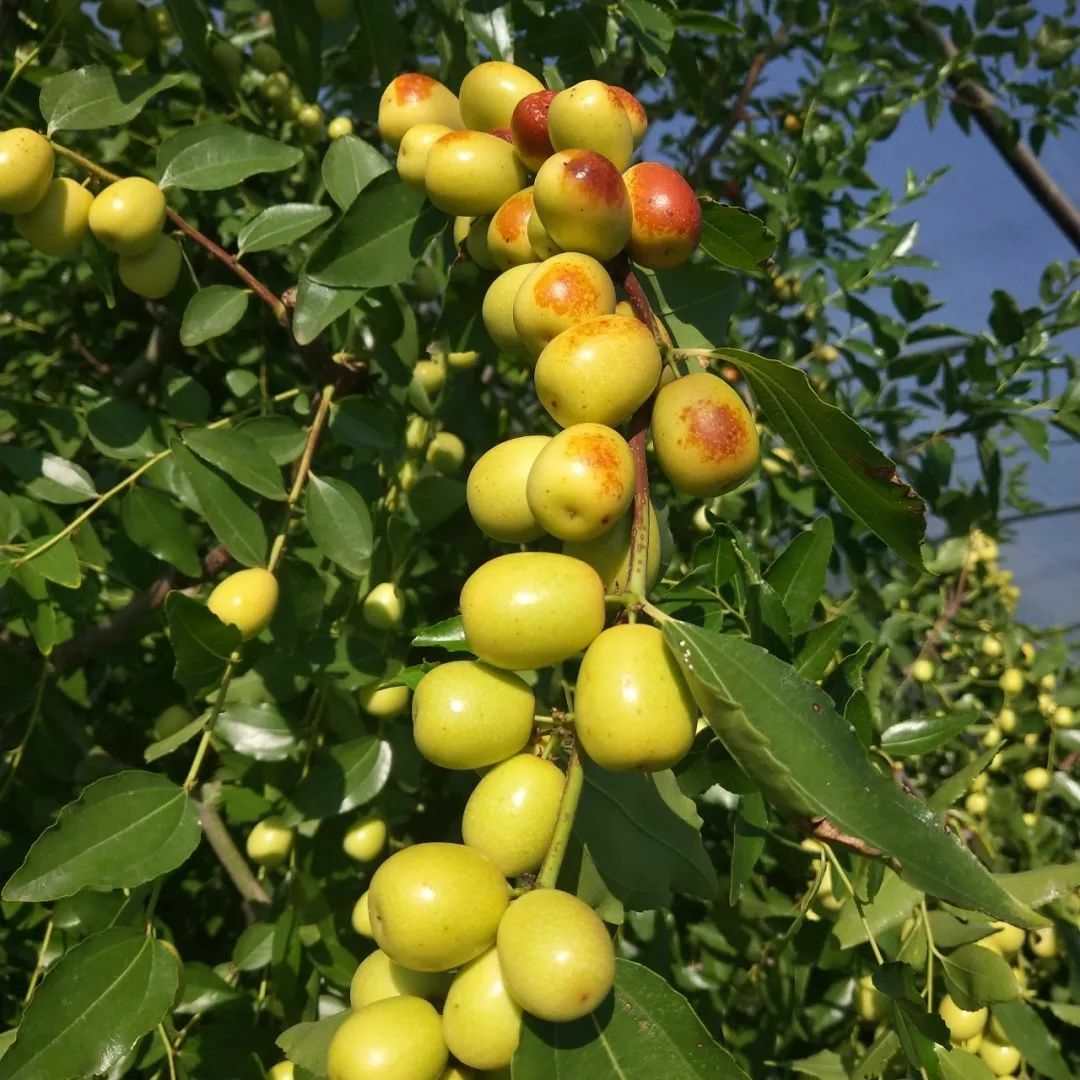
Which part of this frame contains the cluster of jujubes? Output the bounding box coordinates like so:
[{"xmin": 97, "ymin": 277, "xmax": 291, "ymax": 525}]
[{"xmin": 0, "ymin": 127, "xmax": 181, "ymax": 298}]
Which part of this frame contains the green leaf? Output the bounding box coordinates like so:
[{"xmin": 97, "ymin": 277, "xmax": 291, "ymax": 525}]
[
  {"xmin": 305, "ymin": 173, "xmax": 445, "ymax": 288},
  {"xmin": 237, "ymin": 203, "xmax": 332, "ymax": 255},
  {"xmin": 618, "ymin": 0, "xmax": 676, "ymax": 77},
  {"xmin": 2, "ymin": 772, "xmax": 201, "ymax": 902},
  {"xmin": 409, "ymin": 475, "xmax": 467, "ymax": 530},
  {"xmin": 795, "ymin": 616, "xmax": 849, "ymax": 681},
  {"xmin": 873, "ymin": 962, "xmax": 950, "ymax": 1070},
  {"xmin": 330, "ymin": 396, "xmax": 400, "ymax": 455},
  {"xmin": 791, "ymin": 1050, "xmax": 847, "ymax": 1079},
  {"xmin": 165, "ymin": 591, "xmax": 242, "ymax": 695},
  {"xmin": 182, "ymin": 428, "xmax": 284, "ymax": 501},
  {"xmin": 411, "ymin": 615, "xmax": 470, "ymax": 651},
  {"xmin": 833, "ymin": 869, "xmax": 922, "ymax": 949},
  {"xmin": 281, "ymin": 736, "xmax": 393, "ymax": 825},
  {"xmin": 940, "ymin": 943, "xmax": 1019, "ymax": 1010},
  {"xmin": 514, "ymin": 959, "xmax": 749, "ymax": 1079},
  {"xmin": 637, "ymin": 264, "xmax": 740, "ymax": 350},
  {"xmin": 277, "ymin": 1013, "xmax": 350, "ymax": 1076},
  {"xmin": 764, "ymin": 518, "xmax": 833, "ymax": 631},
  {"xmin": 989, "ymin": 1000, "xmax": 1073, "ymax": 1080},
  {"xmin": 180, "ymin": 286, "xmax": 250, "ymax": 347},
  {"xmin": 699, "ymin": 204, "xmax": 777, "ymax": 271},
  {"xmin": 236, "ymin": 416, "xmax": 308, "ymax": 465},
  {"xmin": 663, "ymin": 620, "xmax": 1044, "ymax": 928},
  {"xmin": 23, "ymin": 535, "xmax": 81, "ymax": 589},
  {"xmin": 264, "ymin": 0, "xmax": 321, "ymax": 98},
  {"xmin": 121, "ymin": 487, "xmax": 201, "ymax": 577},
  {"xmin": 170, "ymin": 439, "xmax": 267, "ymax": 567},
  {"xmin": 354, "ymin": 0, "xmax": 406, "ymax": 84},
  {"xmin": 881, "ymin": 712, "xmax": 978, "ymax": 756},
  {"xmin": 0, "ymin": 446, "xmax": 97, "ymax": 504},
  {"xmin": 730, "ymin": 791, "xmax": 767, "ymax": 904},
  {"xmin": 174, "ymin": 962, "xmax": 243, "ymax": 1016},
  {"xmin": 936, "ymin": 1047, "xmax": 997, "ymax": 1080},
  {"xmin": 40, "ymin": 66, "xmax": 182, "ymax": 134},
  {"xmin": 321, "ymin": 135, "xmax": 391, "ymax": 211},
  {"xmin": 927, "ymin": 748, "xmax": 998, "ymax": 811},
  {"xmin": 215, "ymin": 702, "xmax": 297, "ymax": 762},
  {"xmin": 144, "ymin": 715, "xmax": 206, "ymax": 763},
  {"xmin": 994, "ymin": 863, "xmax": 1080, "ymax": 908},
  {"xmin": 672, "ymin": 10, "xmax": 739, "ymax": 34},
  {"xmin": 305, "ymin": 473, "xmax": 373, "ymax": 580},
  {"xmin": 716, "ymin": 348, "xmax": 926, "ymax": 569},
  {"xmin": 0, "ymin": 929, "xmax": 178, "ymax": 1080},
  {"xmin": 86, "ymin": 398, "xmax": 160, "ymax": 460},
  {"xmin": 292, "ymin": 276, "xmax": 365, "ymax": 346},
  {"xmin": 988, "ymin": 289, "xmax": 1024, "ymax": 345},
  {"xmin": 574, "ymin": 760, "xmax": 717, "ymax": 910},
  {"xmin": 157, "ymin": 124, "xmax": 303, "ymax": 190}
]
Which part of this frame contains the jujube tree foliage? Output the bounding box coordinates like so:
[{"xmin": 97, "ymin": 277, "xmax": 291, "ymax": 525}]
[{"xmin": 0, "ymin": 2, "xmax": 1078, "ymax": 1079}]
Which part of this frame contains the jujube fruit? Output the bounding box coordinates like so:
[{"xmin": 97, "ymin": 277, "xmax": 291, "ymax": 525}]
[
  {"xmin": 546, "ymin": 80, "xmax": 633, "ymax": 172},
  {"xmin": 349, "ymin": 949, "xmax": 450, "ymax": 1009},
  {"xmin": 413, "ymin": 356, "xmax": 447, "ymax": 397},
  {"xmin": 267, "ymin": 1062, "xmax": 294, "ymax": 1080},
  {"xmin": 441, "ymin": 946, "xmax": 522, "ymax": 1070},
  {"xmin": 359, "ymin": 678, "xmax": 411, "ymax": 718},
  {"xmin": 0, "ymin": 128, "xmax": 55, "ymax": 215},
  {"xmin": 623, "ymin": 161, "xmax": 702, "ymax": 270},
  {"xmin": 328, "ymin": 116, "xmax": 354, "ymax": 140},
  {"xmin": 207, "ymin": 567, "xmax": 279, "ymax": 639},
  {"xmin": 466, "ymin": 435, "xmax": 550, "ymax": 543},
  {"xmin": 462, "ymin": 754, "xmax": 565, "ymax": 876},
  {"xmin": 939, "ymin": 995, "xmax": 987, "ymax": 1042},
  {"xmin": 855, "ymin": 973, "xmax": 887, "ymax": 1023},
  {"xmin": 118, "ymin": 234, "xmax": 182, "ymax": 299},
  {"xmin": 352, "ymin": 891, "xmax": 374, "ymax": 937},
  {"xmin": 412, "ymin": 660, "xmax": 534, "ymax": 770},
  {"xmin": 378, "ymin": 73, "xmax": 462, "ymax": 150},
  {"xmin": 458, "ymin": 61, "xmax": 544, "ymax": 132},
  {"xmin": 526, "ymin": 209, "xmax": 561, "ymax": 259},
  {"xmin": 482, "ymin": 262, "xmax": 538, "ymax": 357},
  {"xmin": 424, "ymin": 131, "xmax": 528, "ymax": 217},
  {"xmin": 426, "ymin": 430, "xmax": 466, "ymax": 474},
  {"xmin": 487, "ymin": 187, "xmax": 538, "ymax": 269},
  {"xmin": 397, "ymin": 123, "xmax": 453, "ymax": 191},
  {"xmin": 1029, "ymin": 925, "xmax": 1056, "ymax": 957},
  {"xmin": 496, "ymin": 889, "xmax": 615, "ymax": 1022},
  {"xmin": 326, "ymin": 996, "xmax": 448, "ymax": 1080},
  {"xmin": 563, "ymin": 501, "xmax": 662, "ymax": 594},
  {"xmin": 14, "ymin": 177, "xmax": 93, "ymax": 256},
  {"xmin": 651, "ymin": 372, "xmax": 759, "ymax": 496},
  {"xmin": 245, "ymin": 817, "xmax": 294, "ymax": 868},
  {"xmin": 251, "ymin": 42, "xmax": 282, "ymax": 74},
  {"xmin": 120, "ymin": 17, "xmax": 156, "ymax": 59},
  {"xmin": 368, "ymin": 842, "xmax": 509, "ymax": 971},
  {"xmin": 97, "ymin": 0, "xmax": 140, "ymax": 28},
  {"xmin": 983, "ymin": 922, "xmax": 1024, "ymax": 956},
  {"xmin": 343, "ymin": 817, "xmax": 388, "ymax": 863},
  {"xmin": 459, "ymin": 552, "xmax": 606, "ymax": 670},
  {"xmin": 977, "ymin": 1040, "xmax": 1021, "ymax": 1076},
  {"xmin": 463, "ymin": 214, "xmax": 497, "ymax": 270},
  {"xmin": 363, "ymin": 581, "xmax": 405, "ymax": 630},
  {"xmin": 525, "ymin": 422, "xmax": 635, "ymax": 542},
  {"xmin": 534, "ymin": 313, "xmax": 660, "ymax": 427},
  {"xmin": 612, "ymin": 86, "xmax": 648, "ymax": 147},
  {"xmin": 510, "ymin": 89, "xmax": 556, "ymax": 173},
  {"xmin": 575, "ymin": 623, "xmax": 696, "ymax": 771},
  {"xmin": 88, "ymin": 176, "xmax": 167, "ymax": 256}
]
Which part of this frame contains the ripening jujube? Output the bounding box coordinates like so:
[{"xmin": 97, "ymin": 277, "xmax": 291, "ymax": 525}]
[
  {"xmin": 87, "ymin": 176, "xmax": 167, "ymax": 255},
  {"xmin": 487, "ymin": 187, "xmax": 538, "ymax": 270},
  {"xmin": 546, "ymin": 79, "xmax": 634, "ymax": 172},
  {"xmin": 457, "ymin": 61, "xmax": 544, "ymax": 131},
  {"xmin": 466, "ymin": 434, "xmax": 551, "ymax": 543},
  {"xmin": 14, "ymin": 177, "xmax": 93, "ymax": 256},
  {"xmin": 563, "ymin": 501, "xmax": 663, "ymax": 594},
  {"xmin": 377, "ymin": 73, "xmax": 463, "ymax": 148},
  {"xmin": 424, "ymin": 130, "xmax": 529, "ymax": 217},
  {"xmin": 0, "ymin": 128, "xmax": 54, "ymax": 215}
]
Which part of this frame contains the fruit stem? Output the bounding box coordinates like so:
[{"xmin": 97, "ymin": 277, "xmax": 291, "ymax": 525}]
[
  {"xmin": 535, "ymin": 742, "xmax": 584, "ymax": 889},
  {"xmin": 183, "ymin": 653, "xmax": 240, "ymax": 792}
]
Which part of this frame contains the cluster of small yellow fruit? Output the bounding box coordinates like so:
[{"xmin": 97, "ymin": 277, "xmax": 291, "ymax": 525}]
[{"xmin": 0, "ymin": 127, "xmax": 181, "ymax": 298}]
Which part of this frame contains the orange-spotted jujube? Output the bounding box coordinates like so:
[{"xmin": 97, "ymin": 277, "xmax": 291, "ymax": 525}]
[
  {"xmin": 652, "ymin": 372, "xmax": 759, "ymax": 496},
  {"xmin": 624, "ymin": 161, "xmax": 702, "ymax": 270},
  {"xmin": 612, "ymin": 86, "xmax": 648, "ymax": 147},
  {"xmin": 510, "ymin": 89, "xmax": 557, "ymax": 173},
  {"xmin": 513, "ymin": 252, "xmax": 616, "ymax": 356},
  {"xmin": 546, "ymin": 79, "xmax": 633, "ymax": 172},
  {"xmin": 377, "ymin": 73, "xmax": 463, "ymax": 149},
  {"xmin": 487, "ymin": 187, "xmax": 537, "ymax": 269}
]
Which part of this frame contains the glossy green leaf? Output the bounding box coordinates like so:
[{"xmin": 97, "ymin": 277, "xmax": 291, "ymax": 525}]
[
  {"xmin": 795, "ymin": 616, "xmax": 849, "ymax": 680},
  {"xmin": 411, "ymin": 615, "xmax": 470, "ymax": 651},
  {"xmin": 716, "ymin": 348, "xmax": 926, "ymax": 569},
  {"xmin": 764, "ymin": 518, "xmax": 833, "ymax": 631},
  {"xmin": 989, "ymin": 999, "xmax": 1072, "ymax": 1080},
  {"xmin": 833, "ymin": 869, "xmax": 922, "ymax": 948},
  {"xmin": 165, "ymin": 591, "xmax": 242, "ymax": 695},
  {"xmin": 0, "ymin": 929, "xmax": 178, "ymax": 1080},
  {"xmin": 236, "ymin": 416, "xmax": 308, "ymax": 465},
  {"xmin": 180, "ymin": 286, "xmax": 250, "ymax": 347},
  {"xmin": 994, "ymin": 863, "xmax": 1080, "ymax": 908},
  {"xmin": 618, "ymin": 0, "xmax": 675, "ymax": 76},
  {"xmin": 305, "ymin": 473, "xmax": 373, "ymax": 580},
  {"xmin": 928, "ymin": 748, "xmax": 998, "ymax": 811},
  {"xmin": 730, "ymin": 791, "xmax": 767, "ymax": 904},
  {"xmin": 699, "ymin": 203, "xmax": 777, "ymax": 271},
  {"xmin": 264, "ymin": 0, "xmax": 321, "ymax": 97},
  {"xmin": 2, "ymin": 771, "xmax": 200, "ymax": 902},
  {"xmin": 144, "ymin": 715, "xmax": 206, "ymax": 763},
  {"xmin": 321, "ymin": 135, "xmax": 391, "ymax": 211},
  {"xmin": 663, "ymin": 619, "xmax": 1044, "ymax": 927},
  {"xmin": 174, "ymin": 962, "xmax": 243, "ymax": 1016},
  {"xmin": 237, "ymin": 203, "xmax": 332, "ymax": 255},
  {"xmin": 86, "ymin": 399, "xmax": 160, "ymax": 460},
  {"xmin": 22, "ymin": 535, "xmax": 81, "ymax": 589},
  {"xmin": 292, "ymin": 276, "xmax": 366, "ymax": 345},
  {"xmin": 40, "ymin": 66, "xmax": 182, "ymax": 134},
  {"xmin": 0, "ymin": 446, "xmax": 97, "ymax": 504},
  {"xmin": 514, "ymin": 959, "xmax": 749, "ymax": 1079},
  {"xmin": 121, "ymin": 486, "xmax": 202, "ymax": 577},
  {"xmin": 158, "ymin": 124, "xmax": 303, "ymax": 190},
  {"xmin": 409, "ymin": 475, "xmax": 466, "ymax": 530},
  {"xmin": 873, "ymin": 962, "xmax": 949, "ymax": 1071},
  {"xmin": 183, "ymin": 427, "xmax": 284, "ymax": 501},
  {"xmin": 941, "ymin": 943, "xmax": 1019, "ymax": 1010},
  {"xmin": 881, "ymin": 712, "xmax": 978, "ymax": 755},
  {"xmin": 277, "ymin": 1013, "xmax": 350, "ymax": 1076},
  {"xmin": 282, "ymin": 736, "xmax": 392, "ymax": 824},
  {"xmin": 637, "ymin": 263, "xmax": 740, "ymax": 349},
  {"xmin": 936, "ymin": 1047, "xmax": 997, "ymax": 1080},
  {"xmin": 215, "ymin": 702, "xmax": 297, "ymax": 762},
  {"xmin": 330, "ymin": 395, "xmax": 400, "ymax": 455}
]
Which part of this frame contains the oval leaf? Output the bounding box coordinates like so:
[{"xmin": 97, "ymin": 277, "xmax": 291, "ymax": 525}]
[
  {"xmin": 320, "ymin": 135, "xmax": 391, "ymax": 211},
  {"xmin": 121, "ymin": 486, "xmax": 202, "ymax": 577},
  {"xmin": 698, "ymin": 203, "xmax": 777, "ymax": 271},
  {"xmin": 182, "ymin": 427, "xmax": 284, "ymax": 501},
  {"xmin": 215, "ymin": 702, "xmax": 297, "ymax": 762},
  {"xmin": 281, "ymin": 736, "xmax": 392, "ymax": 825},
  {"xmin": 158, "ymin": 124, "xmax": 303, "ymax": 190},
  {"xmin": 305, "ymin": 473, "xmax": 373, "ymax": 580},
  {"xmin": 165, "ymin": 591, "xmax": 242, "ymax": 694},
  {"xmin": 180, "ymin": 285, "xmax": 250, "ymax": 347},
  {"xmin": 40, "ymin": 66, "xmax": 182, "ymax": 134},
  {"xmin": 881, "ymin": 712, "xmax": 979, "ymax": 756},
  {"xmin": 941, "ymin": 943, "xmax": 1020, "ymax": 1010},
  {"xmin": 237, "ymin": 203, "xmax": 333, "ymax": 255}
]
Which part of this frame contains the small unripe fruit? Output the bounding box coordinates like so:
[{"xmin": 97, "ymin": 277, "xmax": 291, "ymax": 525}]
[
  {"xmin": 964, "ymin": 792, "xmax": 988, "ymax": 816},
  {"xmin": 412, "ymin": 661, "xmax": 534, "ymax": 770},
  {"xmin": 612, "ymin": 86, "xmax": 648, "ymax": 147},
  {"xmin": 251, "ymin": 42, "xmax": 282, "ymax": 74},
  {"xmin": 363, "ymin": 582, "xmax": 405, "ymax": 630},
  {"xmin": 497, "ymin": 889, "xmax": 614, "ymax": 1022},
  {"xmin": 327, "ymin": 116, "xmax": 354, "ymax": 140},
  {"xmin": 1029, "ymin": 925, "xmax": 1056, "ymax": 958},
  {"xmin": 526, "ymin": 208, "xmax": 561, "ymax": 259},
  {"xmin": 460, "ymin": 552, "xmax": 606, "ymax": 670},
  {"xmin": 246, "ymin": 817, "xmax": 294, "ymax": 868},
  {"xmin": 576, "ymin": 624, "xmax": 696, "ymax": 771},
  {"xmin": 534, "ymin": 313, "xmax": 660, "ymax": 427},
  {"xmin": 297, "ymin": 103, "xmax": 324, "ymax": 130},
  {"xmin": 315, "ymin": 0, "xmax": 351, "ymax": 19},
  {"xmin": 378, "ymin": 73, "xmax": 463, "ymax": 150},
  {"xmin": 939, "ymin": 995, "xmax": 988, "ymax": 1042},
  {"xmin": 343, "ymin": 817, "xmax": 388, "ymax": 863},
  {"xmin": 413, "ymin": 356, "xmax": 447, "ymax": 396},
  {"xmin": 533, "ymin": 149, "xmax": 631, "ymax": 261},
  {"xmin": 981, "ymin": 635, "xmax": 1004, "ymax": 658},
  {"xmin": 349, "ymin": 949, "xmax": 450, "ymax": 1009},
  {"xmin": 463, "ymin": 214, "xmax": 497, "ymax": 270},
  {"xmin": 977, "ymin": 1040, "xmax": 1021, "ymax": 1076},
  {"xmin": 424, "ymin": 131, "xmax": 529, "ymax": 217},
  {"xmin": 119, "ymin": 234, "xmax": 183, "ymax": 299},
  {"xmin": 513, "ymin": 252, "xmax": 616, "ymax": 357},
  {"xmin": 623, "ymin": 162, "xmax": 702, "ymax": 270},
  {"xmin": 1022, "ymin": 767, "xmax": 1050, "ymax": 792},
  {"xmin": 152, "ymin": 704, "xmax": 193, "ymax": 741},
  {"xmin": 327, "ymin": 997, "xmax": 448, "ymax": 1080},
  {"xmin": 856, "ymin": 973, "xmax": 887, "ymax": 1023},
  {"xmin": 984, "ymin": 922, "xmax": 1025, "ymax": 956},
  {"xmin": 458, "ymin": 61, "xmax": 544, "ymax": 132},
  {"xmin": 911, "ymin": 658, "xmax": 935, "ymax": 683},
  {"xmin": 547, "ymin": 80, "xmax": 633, "ymax": 171},
  {"xmin": 462, "ymin": 754, "xmax": 565, "ymax": 876},
  {"xmin": 426, "ymin": 431, "xmax": 466, "ymax": 474},
  {"xmin": 1022, "ymin": 811, "xmax": 1038, "ymax": 827},
  {"xmin": 442, "ymin": 947, "xmax": 521, "ymax": 1070},
  {"xmin": 996, "ymin": 708, "xmax": 1017, "ymax": 732},
  {"xmin": 446, "ymin": 350, "xmax": 479, "ymax": 369},
  {"xmin": 267, "ymin": 1062, "xmax": 294, "ymax": 1080},
  {"xmin": 652, "ymin": 372, "xmax": 759, "ymax": 496},
  {"xmin": 261, "ymin": 70, "xmax": 291, "ymax": 103},
  {"xmin": 466, "ymin": 435, "xmax": 550, "ymax": 543},
  {"xmin": 97, "ymin": 0, "xmax": 139, "ymax": 28},
  {"xmin": 396, "ymin": 123, "xmax": 453, "ymax": 191},
  {"xmin": 207, "ymin": 567, "xmax": 278, "ymax": 639},
  {"xmin": 211, "ymin": 40, "xmax": 244, "ymax": 78},
  {"xmin": 0, "ymin": 128, "xmax": 55, "ymax": 215},
  {"xmin": 146, "ymin": 4, "xmax": 173, "ymax": 37},
  {"xmin": 368, "ymin": 843, "xmax": 509, "ymax": 971},
  {"xmin": 88, "ymin": 177, "xmax": 166, "ymax": 256},
  {"xmin": 999, "ymin": 668, "xmax": 1024, "ymax": 695},
  {"xmin": 814, "ymin": 343, "xmax": 840, "ymax": 363},
  {"xmin": 487, "ymin": 187, "xmax": 538, "ymax": 270},
  {"xmin": 482, "ymin": 263, "xmax": 538, "ymax": 356},
  {"xmin": 352, "ymin": 891, "xmax": 374, "ymax": 937},
  {"xmin": 563, "ymin": 503, "xmax": 662, "ymax": 594},
  {"xmin": 982, "ymin": 727, "xmax": 1003, "ymax": 749},
  {"xmin": 1051, "ymin": 705, "xmax": 1074, "ymax": 727},
  {"xmin": 510, "ymin": 89, "xmax": 556, "ymax": 173},
  {"xmin": 121, "ymin": 17, "xmax": 156, "ymax": 58},
  {"xmin": 1039, "ymin": 673, "xmax": 1057, "ymax": 690},
  {"xmin": 525, "ymin": 422, "xmax": 635, "ymax": 542},
  {"xmin": 14, "ymin": 178, "xmax": 93, "ymax": 256}
]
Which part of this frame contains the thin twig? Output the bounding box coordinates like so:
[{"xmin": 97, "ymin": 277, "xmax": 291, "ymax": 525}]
[
  {"xmin": 196, "ymin": 788, "xmax": 271, "ymax": 917},
  {"xmin": 535, "ymin": 743, "xmax": 584, "ymax": 889}
]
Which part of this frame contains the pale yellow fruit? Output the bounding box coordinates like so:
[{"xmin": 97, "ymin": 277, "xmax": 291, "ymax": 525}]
[
  {"xmin": 1022, "ymin": 767, "xmax": 1050, "ymax": 792},
  {"xmin": 482, "ymin": 263, "xmax": 539, "ymax": 356},
  {"xmin": 546, "ymin": 79, "xmax": 633, "ymax": 171},
  {"xmin": 612, "ymin": 85, "xmax": 648, "ymax": 147},
  {"xmin": 563, "ymin": 502, "xmax": 661, "ymax": 594},
  {"xmin": 460, "ymin": 552, "xmax": 606, "ymax": 670},
  {"xmin": 999, "ymin": 668, "xmax": 1024, "ymax": 695},
  {"xmin": 464, "ymin": 214, "xmax": 497, "ymax": 270},
  {"xmin": 363, "ymin": 582, "xmax": 405, "ymax": 630},
  {"xmin": 462, "ymin": 754, "xmax": 565, "ymax": 876},
  {"xmin": 1051, "ymin": 705, "xmax": 1074, "ymax": 727},
  {"xmin": 412, "ymin": 661, "xmax": 534, "ymax": 770},
  {"xmin": 359, "ymin": 681, "xmax": 411, "ymax": 718},
  {"xmin": 977, "ymin": 1040, "xmax": 1021, "ymax": 1076},
  {"xmin": 513, "ymin": 253, "xmax": 616, "ymax": 357},
  {"xmin": 368, "ymin": 843, "xmax": 509, "ymax": 971},
  {"xmin": 118, "ymin": 234, "xmax": 182, "ymax": 299},
  {"xmin": 534, "ymin": 313, "xmax": 660, "ymax": 427},
  {"xmin": 939, "ymin": 995, "xmax": 988, "ymax": 1042},
  {"xmin": 442, "ymin": 947, "xmax": 521, "ymax": 1071},
  {"xmin": 981, "ymin": 635, "xmax": 1004, "ymax": 658},
  {"xmin": 397, "ymin": 123, "xmax": 453, "ymax": 190},
  {"xmin": 426, "ymin": 431, "xmax": 466, "ymax": 474},
  {"xmin": 487, "ymin": 187, "xmax": 537, "ymax": 270},
  {"xmin": 267, "ymin": 1062, "xmax": 294, "ymax": 1080},
  {"xmin": 526, "ymin": 209, "xmax": 561, "ymax": 259},
  {"xmin": 88, "ymin": 176, "xmax": 166, "ymax": 255},
  {"xmin": 425, "ymin": 131, "xmax": 529, "ymax": 217},
  {"xmin": 349, "ymin": 949, "xmax": 451, "ymax": 1009},
  {"xmin": 996, "ymin": 708, "xmax": 1017, "ymax": 733},
  {"xmin": 983, "ymin": 922, "xmax": 1025, "ymax": 956},
  {"xmin": 0, "ymin": 128, "xmax": 54, "ymax": 215},
  {"xmin": 343, "ymin": 817, "xmax": 388, "ymax": 863},
  {"xmin": 378, "ymin": 73, "xmax": 462, "ymax": 150},
  {"xmin": 245, "ymin": 817, "xmax": 294, "ymax": 868},
  {"xmin": 965, "ymin": 792, "xmax": 989, "ymax": 816},
  {"xmin": 458, "ymin": 61, "xmax": 544, "ymax": 132},
  {"xmin": 352, "ymin": 891, "xmax": 374, "ymax": 937},
  {"xmin": 207, "ymin": 568, "xmax": 278, "ymax": 639},
  {"xmin": 466, "ymin": 435, "xmax": 550, "ymax": 543},
  {"xmin": 327, "ymin": 997, "xmax": 447, "ymax": 1080},
  {"xmin": 856, "ymin": 973, "xmax": 887, "ymax": 1023},
  {"xmin": 14, "ymin": 178, "xmax": 93, "ymax": 255},
  {"xmin": 1029, "ymin": 925, "xmax": 1057, "ymax": 958},
  {"xmin": 413, "ymin": 357, "xmax": 447, "ymax": 396},
  {"xmin": 328, "ymin": 116, "xmax": 354, "ymax": 140},
  {"xmin": 525, "ymin": 422, "xmax": 635, "ymax": 542},
  {"xmin": 575, "ymin": 624, "xmax": 696, "ymax": 771}
]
